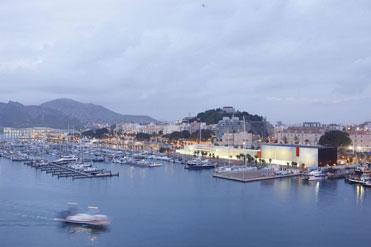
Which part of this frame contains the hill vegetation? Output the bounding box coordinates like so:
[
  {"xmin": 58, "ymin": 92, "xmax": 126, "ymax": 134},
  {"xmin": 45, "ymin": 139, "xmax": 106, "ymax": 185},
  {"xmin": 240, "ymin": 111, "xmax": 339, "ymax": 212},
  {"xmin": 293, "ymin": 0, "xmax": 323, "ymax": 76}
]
[
  {"xmin": 191, "ymin": 108, "xmax": 263, "ymax": 125},
  {"xmin": 82, "ymin": 128, "xmax": 111, "ymax": 139}
]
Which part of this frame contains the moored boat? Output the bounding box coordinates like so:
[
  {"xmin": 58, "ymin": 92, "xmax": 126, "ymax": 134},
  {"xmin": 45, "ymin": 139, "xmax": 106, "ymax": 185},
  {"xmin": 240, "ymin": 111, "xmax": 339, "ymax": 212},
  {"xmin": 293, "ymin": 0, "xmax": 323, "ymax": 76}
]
[{"xmin": 303, "ymin": 169, "xmax": 327, "ymax": 181}]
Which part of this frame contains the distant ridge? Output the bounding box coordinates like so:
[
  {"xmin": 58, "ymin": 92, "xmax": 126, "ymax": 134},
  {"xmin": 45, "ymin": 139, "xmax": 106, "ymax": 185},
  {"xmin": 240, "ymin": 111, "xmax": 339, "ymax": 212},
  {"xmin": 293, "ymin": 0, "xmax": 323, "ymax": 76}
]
[
  {"xmin": 0, "ymin": 101, "xmax": 83, "ymax": 129},
  {"xmin": 40, "ymin": 98, "xmax": 158, "ymax": 125},
  {"xmin": 0, "ymin": 99, "xmax": 159, "ymax": 130}
]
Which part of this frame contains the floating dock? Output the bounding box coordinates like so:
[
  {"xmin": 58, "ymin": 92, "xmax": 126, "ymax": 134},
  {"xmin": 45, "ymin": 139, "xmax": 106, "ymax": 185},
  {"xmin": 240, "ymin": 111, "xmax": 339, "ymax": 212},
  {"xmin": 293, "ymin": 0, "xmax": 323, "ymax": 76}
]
[
  {"xmin": 213, "ymin": 170, "xmax": 301, "ymax": 183},
  {"xmin": 24, "ymin": 162, "xmax": 119, "ymax": 179}
]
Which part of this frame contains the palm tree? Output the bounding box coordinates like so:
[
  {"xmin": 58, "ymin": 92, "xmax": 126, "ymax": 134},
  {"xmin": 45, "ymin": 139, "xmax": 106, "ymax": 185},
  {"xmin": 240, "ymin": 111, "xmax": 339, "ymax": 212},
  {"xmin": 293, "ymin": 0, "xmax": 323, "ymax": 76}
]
[
  {"xmin": 283, "ymin": 136, "xmax": 288, "ymax": 144},
  {"xmin": 246, "ymin": 154, "xmax": 253, "ymax": 163},
  {"xmin": 294, "ymin": 136, "xmax": 299, "ymax": 144}
]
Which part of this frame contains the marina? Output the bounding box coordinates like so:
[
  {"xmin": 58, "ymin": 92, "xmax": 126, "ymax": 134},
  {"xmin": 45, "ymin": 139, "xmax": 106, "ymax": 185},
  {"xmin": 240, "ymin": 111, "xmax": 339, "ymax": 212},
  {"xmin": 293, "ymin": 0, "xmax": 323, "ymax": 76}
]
[
  {"xmin": 0, "ymin": 138, "xmax": 368, "ymax": 185},
  {"xmin": 1, "ymin": 152, "xmax": 371, "ymax": 247},
  {"xmin": 0, "ymin": 136, "xmax": 371, "ymax": 247}
]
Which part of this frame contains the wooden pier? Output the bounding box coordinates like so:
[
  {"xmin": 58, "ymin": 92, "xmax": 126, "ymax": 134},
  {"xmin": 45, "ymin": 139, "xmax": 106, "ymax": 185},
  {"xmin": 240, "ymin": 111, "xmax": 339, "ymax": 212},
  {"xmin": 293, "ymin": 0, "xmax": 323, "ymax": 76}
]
[{"xmin": 24, "ymin": 161, "xmax": 119, "ymax": 179}]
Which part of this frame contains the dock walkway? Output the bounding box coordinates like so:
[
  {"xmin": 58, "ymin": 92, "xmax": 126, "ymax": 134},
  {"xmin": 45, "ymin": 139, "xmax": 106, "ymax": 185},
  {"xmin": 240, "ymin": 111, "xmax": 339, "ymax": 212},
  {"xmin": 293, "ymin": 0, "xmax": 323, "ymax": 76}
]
[
  {"xmin": 25, "ymin": 162, "xmax": 119, "ymax": 179},
  {"xmin": 213, "ymin": 171, "xmax": 301, "ymax": 183}
]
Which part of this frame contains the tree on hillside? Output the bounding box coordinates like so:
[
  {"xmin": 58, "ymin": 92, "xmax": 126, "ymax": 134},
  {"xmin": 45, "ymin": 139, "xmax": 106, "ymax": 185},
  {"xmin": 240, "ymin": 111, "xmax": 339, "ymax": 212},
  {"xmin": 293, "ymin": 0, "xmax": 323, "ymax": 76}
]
[
  {"xmin": 319, "ymin": 131, "xmax": 352, "ymax": 148},
  {"xmin": 165, "ymin": 130, "xmax": 190, "ymax": 140},
  {"xmin": 190, "ymin": 129, "xmax": 215, "ymax": 141},
  {"xmin": 136, "ymin": 132, "xmax": 151, "ymax": 141},
  {"xmin": 82, "ymin": 128, "xmax": 109, "ymax": 139}
]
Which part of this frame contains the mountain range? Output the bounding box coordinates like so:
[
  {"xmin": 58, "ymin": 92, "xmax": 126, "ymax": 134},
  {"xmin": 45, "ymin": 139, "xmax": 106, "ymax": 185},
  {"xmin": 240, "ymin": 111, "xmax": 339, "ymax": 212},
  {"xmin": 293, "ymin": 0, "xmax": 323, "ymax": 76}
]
[{"xmin": 0, "ymin": 99, "xmax": 158, "ymax": 129}]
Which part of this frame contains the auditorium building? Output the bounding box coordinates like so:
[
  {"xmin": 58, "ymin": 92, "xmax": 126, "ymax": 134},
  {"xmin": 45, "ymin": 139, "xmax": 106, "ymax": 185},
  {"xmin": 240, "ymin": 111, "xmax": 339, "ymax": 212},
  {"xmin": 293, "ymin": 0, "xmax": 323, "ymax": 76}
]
[{"xmin": 260, "ymin": 144, "xmax": 337, "ymax": 168}]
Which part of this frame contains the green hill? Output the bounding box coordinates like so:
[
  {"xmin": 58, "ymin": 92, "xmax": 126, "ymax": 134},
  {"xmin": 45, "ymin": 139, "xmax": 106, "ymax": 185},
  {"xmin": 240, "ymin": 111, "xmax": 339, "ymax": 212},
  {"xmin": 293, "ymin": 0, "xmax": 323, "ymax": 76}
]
[{"xmin": 191, "ymin": 108, "xmax": 263, "ymax": 125}]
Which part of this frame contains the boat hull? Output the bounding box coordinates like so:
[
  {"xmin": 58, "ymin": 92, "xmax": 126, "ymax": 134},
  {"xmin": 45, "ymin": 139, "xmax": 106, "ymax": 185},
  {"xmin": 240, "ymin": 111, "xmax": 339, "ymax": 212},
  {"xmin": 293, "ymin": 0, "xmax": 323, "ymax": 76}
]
[{"xmin": 185, "ymin": 165, "xmax": 215, "ymax": 170}]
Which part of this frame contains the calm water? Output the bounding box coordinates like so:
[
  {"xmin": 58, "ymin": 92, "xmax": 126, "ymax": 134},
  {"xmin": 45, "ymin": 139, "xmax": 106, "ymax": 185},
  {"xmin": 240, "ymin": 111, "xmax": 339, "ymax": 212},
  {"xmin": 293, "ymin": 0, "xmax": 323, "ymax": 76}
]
[{"xmin": 0, "ymin": 157, "xmax": 370, "ymax": 247}]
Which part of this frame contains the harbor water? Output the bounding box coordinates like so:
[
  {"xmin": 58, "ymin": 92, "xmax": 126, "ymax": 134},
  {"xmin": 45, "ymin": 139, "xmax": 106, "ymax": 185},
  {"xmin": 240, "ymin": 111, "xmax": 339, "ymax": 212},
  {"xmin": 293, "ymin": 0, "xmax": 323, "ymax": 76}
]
[{"xmin": 0, "ymin": 157, "xmax": 370, "ymax": 247}]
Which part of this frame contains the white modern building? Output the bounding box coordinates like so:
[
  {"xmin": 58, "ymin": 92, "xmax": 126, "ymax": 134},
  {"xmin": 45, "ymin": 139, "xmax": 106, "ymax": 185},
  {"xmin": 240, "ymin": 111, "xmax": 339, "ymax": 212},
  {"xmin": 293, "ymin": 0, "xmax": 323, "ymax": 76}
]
[
  {"xmin": 176, "ymin": 145, "xmax": 258, "ymax": 160},
  {"xmin": 261, "ymin": 144, "xmax": 337, "ymax": 168}
]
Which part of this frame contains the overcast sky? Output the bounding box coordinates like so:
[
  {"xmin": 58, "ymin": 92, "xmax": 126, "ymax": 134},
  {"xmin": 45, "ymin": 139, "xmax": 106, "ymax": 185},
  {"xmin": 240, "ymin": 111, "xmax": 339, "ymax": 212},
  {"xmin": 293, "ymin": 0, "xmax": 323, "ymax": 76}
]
[{"xmin": 0, "ymin": 0, "xmax": 370, "ymax": 124}]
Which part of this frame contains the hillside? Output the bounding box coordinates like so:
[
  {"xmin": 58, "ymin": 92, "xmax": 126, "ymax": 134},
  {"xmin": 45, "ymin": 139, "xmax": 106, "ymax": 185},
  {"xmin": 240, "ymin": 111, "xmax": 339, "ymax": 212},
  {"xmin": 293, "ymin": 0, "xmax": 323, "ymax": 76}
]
[
  {"xmin": 190, "ymin": 108, "xmax": 273, "ymax": 137},
  {"xmin": 0, "ymin": 101, "xmax": 83, "ymax": 129},
  {"xmin": 191, "ymin": 108, "xmax": 263, "ymax": 125},
  {"xmin": 40, "ymin": 98, "xmax": 158, "ymax": 124}
]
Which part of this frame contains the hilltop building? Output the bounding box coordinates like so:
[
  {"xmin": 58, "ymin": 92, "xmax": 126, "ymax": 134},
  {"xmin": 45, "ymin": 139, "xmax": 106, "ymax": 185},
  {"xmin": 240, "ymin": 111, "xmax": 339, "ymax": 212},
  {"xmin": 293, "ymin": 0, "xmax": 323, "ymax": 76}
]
[{"xmin": 222, "ymin": 106, "xmax": 236, "ymax": 114}]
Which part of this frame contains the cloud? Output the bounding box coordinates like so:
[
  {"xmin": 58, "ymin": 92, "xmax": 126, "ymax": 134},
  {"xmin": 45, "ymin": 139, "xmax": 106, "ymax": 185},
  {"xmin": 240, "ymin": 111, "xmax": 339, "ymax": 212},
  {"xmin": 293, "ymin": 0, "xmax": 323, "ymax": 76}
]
[{"xmin": 0, "ymin": 0, "xmax": 370, "ymax": 124}]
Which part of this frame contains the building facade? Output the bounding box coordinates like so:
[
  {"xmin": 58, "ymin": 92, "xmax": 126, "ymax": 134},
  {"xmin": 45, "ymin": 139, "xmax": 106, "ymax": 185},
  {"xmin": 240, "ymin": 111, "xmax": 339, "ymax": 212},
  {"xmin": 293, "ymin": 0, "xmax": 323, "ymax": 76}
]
[
  {"xmin": 221, "ymin": 131, "xmax": 253, "ymax": 148},
  {"xmin": 176, "ymin": 145, "xmax": 258, "ymax": 160},
  {"xmin": 163, "ymin": 124, "xmax": 181, "ymax": 135},
  {"xmin": 349, "ymin": 130, "xmax": 371, "ymax": 152},
  {"xmin": 140, "ymin": 123, "xmax": 164, "ymax": 135},
  {"xmin": 2, "ymin": 127, "xmax": 59, "ymax": 137},
  {"xmin": 261, "ymin": 144, "xmax": 337, "ymax": 168},
  {"xmin": 274, "ymin": 127, "xmax": 325, "ymax": 146},
  {"xmin": 216, "ymin": 117, "xmax": 246, "ymax": 140}
]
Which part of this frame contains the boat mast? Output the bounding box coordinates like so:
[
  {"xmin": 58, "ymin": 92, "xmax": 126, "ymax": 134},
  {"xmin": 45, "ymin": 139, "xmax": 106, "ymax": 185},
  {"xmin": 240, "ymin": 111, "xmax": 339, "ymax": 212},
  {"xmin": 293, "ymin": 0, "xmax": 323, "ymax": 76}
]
[
  {"xmin": 199, "ymin": 123, "xmax": 202, "ymax": 144},
  {"xmin": 243, "ymin": 115, "xmax": 246, "ymax": 165},
  {"xmin": 228, "ymin": 127, "xmax": 230, "ymax": 167}
]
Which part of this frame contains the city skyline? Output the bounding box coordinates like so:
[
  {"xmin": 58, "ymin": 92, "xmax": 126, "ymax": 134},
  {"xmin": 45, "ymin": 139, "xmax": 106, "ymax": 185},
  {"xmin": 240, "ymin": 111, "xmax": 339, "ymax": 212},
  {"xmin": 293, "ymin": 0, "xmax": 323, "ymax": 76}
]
[{"xmin": 1, "ymin": 0, "xmax": 370, "ymax": 124}]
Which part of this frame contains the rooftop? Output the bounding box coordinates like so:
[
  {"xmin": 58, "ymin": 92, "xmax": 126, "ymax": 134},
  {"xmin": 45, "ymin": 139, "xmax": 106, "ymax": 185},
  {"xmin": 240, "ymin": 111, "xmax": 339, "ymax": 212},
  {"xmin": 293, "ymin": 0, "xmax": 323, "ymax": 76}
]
[{"xmin": 262, "ymin": 143, "xmax": 334, "ymax": 149}]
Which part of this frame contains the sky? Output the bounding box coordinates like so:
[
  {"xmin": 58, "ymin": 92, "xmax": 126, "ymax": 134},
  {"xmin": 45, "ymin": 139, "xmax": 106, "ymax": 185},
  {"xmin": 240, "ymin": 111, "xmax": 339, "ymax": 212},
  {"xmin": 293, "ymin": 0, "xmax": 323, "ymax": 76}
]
[{"xmin": 0, "ymin": 0, "xmax": 370, "ymax": 124}]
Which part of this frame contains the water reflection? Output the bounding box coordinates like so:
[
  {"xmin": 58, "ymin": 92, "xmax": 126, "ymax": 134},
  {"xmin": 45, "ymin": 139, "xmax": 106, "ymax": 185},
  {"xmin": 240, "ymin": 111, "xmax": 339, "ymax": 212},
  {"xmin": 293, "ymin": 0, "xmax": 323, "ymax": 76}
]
[
  {"xmin": 58, "ymin": 222, "xmax": 109, "ymax": 245},
  {"xmin": 312, "ymin": 181, "xmax": 320, "ymax": 204},
  {"xmin": 356, "ymin": 185, "xmax": 364, "ymax": 204}
]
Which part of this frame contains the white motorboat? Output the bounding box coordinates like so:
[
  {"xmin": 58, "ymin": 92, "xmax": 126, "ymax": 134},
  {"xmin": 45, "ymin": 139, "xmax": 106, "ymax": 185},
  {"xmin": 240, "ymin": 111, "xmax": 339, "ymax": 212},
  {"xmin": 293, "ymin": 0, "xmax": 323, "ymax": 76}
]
[
  {"xmin": 148, "ymin": 162, "xmax": 163, "ymax": 168},
  {"xmin": 53, "ymin": 155, "xmax": 78, "ymax": 164},
  {"xmin": 57, "ymin": 205, "xmax": 110, "ymax": 226},
  {"xmin": 307, "ymin": 169, "xmax": 327, "ymax": 181},
  {"xmin": 63, "ymin": 213, "xmax": 110, "ymax": 226}
]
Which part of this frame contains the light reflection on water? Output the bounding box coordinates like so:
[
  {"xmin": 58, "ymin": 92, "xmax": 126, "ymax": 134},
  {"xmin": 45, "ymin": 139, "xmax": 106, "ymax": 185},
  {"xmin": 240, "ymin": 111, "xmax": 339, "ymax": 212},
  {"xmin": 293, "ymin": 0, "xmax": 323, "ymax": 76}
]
[
  {"xmin": 356, "ymin": 185, "xmax": 364, "ymax": 204},
  {"xmin": 315, "ymin": 181, "xmax": 320, "ymax": 203}
]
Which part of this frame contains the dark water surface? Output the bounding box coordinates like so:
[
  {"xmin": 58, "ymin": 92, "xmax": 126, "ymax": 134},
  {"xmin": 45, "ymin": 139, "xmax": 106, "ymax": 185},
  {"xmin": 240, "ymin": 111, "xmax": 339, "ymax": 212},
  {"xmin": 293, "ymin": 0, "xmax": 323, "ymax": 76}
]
[{"xmin": 0, "ymin": 157, "xmax": 370, "ymax": 247}]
